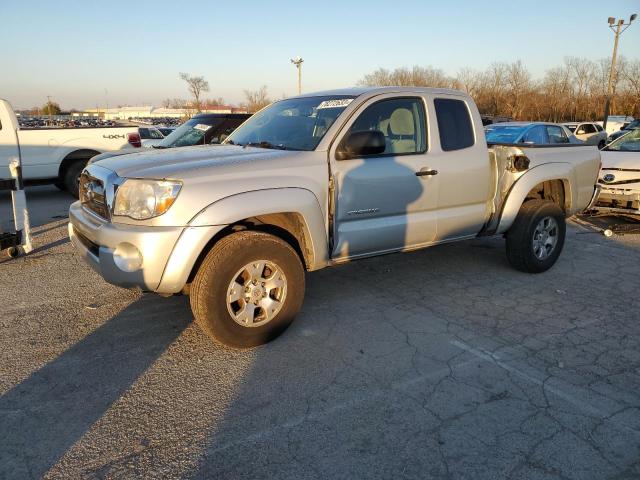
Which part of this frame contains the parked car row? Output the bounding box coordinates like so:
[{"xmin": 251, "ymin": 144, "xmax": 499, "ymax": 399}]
[
  {"xmin": 18, "ymin": 116, "xmax": 119, "ymax": 129},
  {"xmin": 130, "ymin": 116, "xmax": 183, "ymax": 126}
]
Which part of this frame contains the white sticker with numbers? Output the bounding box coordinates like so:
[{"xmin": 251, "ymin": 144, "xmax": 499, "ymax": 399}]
[{"xmin": 317, "ymin": 99, "xmax": 353, "ymax": 109}]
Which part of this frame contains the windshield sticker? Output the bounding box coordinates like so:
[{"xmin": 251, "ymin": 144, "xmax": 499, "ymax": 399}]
[
  {"xmin": 193, "ymin": 124, "xmax": 211, "ymax": 132},
  {"xmin": 317, "ymin": 99, "xmax": 353, "ymax": 109}
]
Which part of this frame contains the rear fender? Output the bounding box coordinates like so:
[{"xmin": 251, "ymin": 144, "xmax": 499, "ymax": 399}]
[{"xmin": 496, "ymin": 163, "xmax": 574, "ymax": 234}]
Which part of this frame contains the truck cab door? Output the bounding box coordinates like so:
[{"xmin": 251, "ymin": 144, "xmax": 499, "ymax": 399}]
[
  {"xmin": 423, "ymin": 96, "xmax": 491, "ymax": 240},
  {"xmin": 0, "ymin": 99, "xmax": 21, "ymax": 179},
  {"xmin": 329, "ymin": 94, "xmax": 439, "ymax": 260}
]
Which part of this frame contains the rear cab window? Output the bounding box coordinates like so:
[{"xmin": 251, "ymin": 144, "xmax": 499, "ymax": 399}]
[{"xmin": 434, "ymin": 98, "xmax": 474, "ymax": 151}]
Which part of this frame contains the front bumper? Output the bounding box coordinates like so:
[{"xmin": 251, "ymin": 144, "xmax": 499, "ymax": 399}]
[
  {"xmin": 594, "ymin": 187, "xmax": 640, "ymax": 215},
  {"xmin": 69, "ymin": 202, "xmax": 225, "ymax": 293}
]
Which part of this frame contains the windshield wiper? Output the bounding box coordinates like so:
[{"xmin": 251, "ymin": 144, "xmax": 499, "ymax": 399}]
[{"xmin": 242, "ymin": 141, "xmax": 288, "ymax": 150}]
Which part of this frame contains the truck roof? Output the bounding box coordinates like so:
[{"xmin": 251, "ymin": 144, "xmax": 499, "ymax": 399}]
[{"xmin": 294, "ymin": 86, "xmax": 466, "ymax": 99}]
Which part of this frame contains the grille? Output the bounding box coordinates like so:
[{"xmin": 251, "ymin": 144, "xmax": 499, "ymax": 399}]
[{"xmin": 79, "ymin": 172, "xmax": 110, "ymax": 220}]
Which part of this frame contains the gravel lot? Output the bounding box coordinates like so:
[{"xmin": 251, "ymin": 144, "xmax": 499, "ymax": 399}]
[{"xmin": 1, "ymin": 186, "xmax": 639, "ymax": 479}]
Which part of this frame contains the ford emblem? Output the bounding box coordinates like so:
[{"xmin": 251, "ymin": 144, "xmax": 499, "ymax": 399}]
[{"xmin": 602, "ymin": 173, "xmax": 616, "ymax": 183}]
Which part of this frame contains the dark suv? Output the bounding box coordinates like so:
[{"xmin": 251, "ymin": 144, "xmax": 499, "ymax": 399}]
[
  {"xmin": 88, "ymin": 113, "xmax": 252, "ymax": 165},
  {"xmin": 154, "ymin": 113, "xmax": 252, "ymax": 148}
]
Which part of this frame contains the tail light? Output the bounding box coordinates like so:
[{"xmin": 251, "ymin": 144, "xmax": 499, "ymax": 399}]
[{"xmin": 127, "ymin": 132, "xmax": 142, "ymax": 148}]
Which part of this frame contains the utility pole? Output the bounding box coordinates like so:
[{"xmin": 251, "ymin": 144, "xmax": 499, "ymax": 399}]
[
  {"xmin": 47, "ymin": 95, "xmax": 53, "ymax": 126},
  {"xmin": 603, "ymin": 13, "xmax": 636, "ymax": 130},
  {"xmin": 291, "ymin": 56, "xmax": 304, "ymax": 95}
]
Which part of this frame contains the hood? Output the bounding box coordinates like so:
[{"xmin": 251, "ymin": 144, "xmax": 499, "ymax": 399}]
[
  {"xmin": 600, "ymin": 150, "xmax": 640, "ymax": 170},
  {"xmin": 94, "ymin": 144, "xmax": 300, "ymax": 179},
  {"xmin": 89, "ymin": 148, "xmax": 141, "ymax": 165}
]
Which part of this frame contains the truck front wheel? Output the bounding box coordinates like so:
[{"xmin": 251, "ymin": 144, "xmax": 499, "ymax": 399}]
[
  {"xmin": 190, "ymin": 231, "xmax": 305, "ymax": 348},
  {"xmin": 505, "ymin": 200, "xmax": 566, "ymax": 273}
]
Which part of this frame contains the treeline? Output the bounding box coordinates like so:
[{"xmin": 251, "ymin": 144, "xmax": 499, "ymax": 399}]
[{"xmin": 359, "ymin": 57, "xmax": 640, "ymax": 122}]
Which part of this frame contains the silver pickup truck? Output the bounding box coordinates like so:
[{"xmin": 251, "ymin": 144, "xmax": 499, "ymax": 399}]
[{"xmin": 69, "ymin": 87, "xmax": 601, "ymax": 348}]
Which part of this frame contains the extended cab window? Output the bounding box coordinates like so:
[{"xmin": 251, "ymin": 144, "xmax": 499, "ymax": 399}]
[
  {"xmin": 347, "ymin": 98, "xmax": 426, "ymax": 156},
  {"xmin": 434, "ymin": 98, "xmax": 474, "ymax": 151}
]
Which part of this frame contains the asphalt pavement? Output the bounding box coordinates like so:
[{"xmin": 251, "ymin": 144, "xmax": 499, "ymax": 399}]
[{"xmin": 1, "ymin": 187, "xmax": 639, "ymax": 479}]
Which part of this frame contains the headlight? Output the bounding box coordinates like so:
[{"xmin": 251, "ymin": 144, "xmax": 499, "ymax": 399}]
[{"xmin": 113, "ymin": 179, "xmax": 182, "ymax": 220}]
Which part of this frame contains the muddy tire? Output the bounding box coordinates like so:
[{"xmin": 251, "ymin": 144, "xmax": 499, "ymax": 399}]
[
  {"xmin": 506, "ymin": 200, "xmax": 566, "ymax": 273},
  {"xmin": 190, "ymin": 231, "xmax": 305, "ymax": 348}
]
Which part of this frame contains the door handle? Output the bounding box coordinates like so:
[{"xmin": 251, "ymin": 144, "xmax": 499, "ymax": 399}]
[{"xmin": 416, "ymin": 169, "xmax": 438, "ymax": 176}]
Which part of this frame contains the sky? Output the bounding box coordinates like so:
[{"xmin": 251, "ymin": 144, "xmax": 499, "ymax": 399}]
[{"xmin": 1, "ymin": 0, "xmax": 639, "ymax": 110}]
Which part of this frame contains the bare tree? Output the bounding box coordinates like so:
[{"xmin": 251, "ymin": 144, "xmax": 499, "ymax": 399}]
[
  {"xmin": 358, "ymin": 57, "xmax": 639, "ymax": 121},
  {"xmin": 204, "ymin": 97, "xmax": 226, "ymax": 107},
  {"xmin": 359, "ymin": 65, "xmax": 452, "ymax": 88},
  {"xmin": 620, "ymin": 60, "xmax": 640, "ymax": 117},
  {"xmin": 179, "ymin": 72, "xmax": 210, "ymax": 112},
  {"xmin": 243, "ymin": 86, "xmax": 271, "ymax": 113}
]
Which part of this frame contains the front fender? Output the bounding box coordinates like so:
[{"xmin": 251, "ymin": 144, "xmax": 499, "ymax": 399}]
[
  {"xmin": 157, "ymin": 188, "xmax": 329, "ymax": 293},
  {"xmin": 496, "ymin": 163, "xmax": 574, "ymax": 235},
  {"xmin": 196, "ymin": 187, "xmax": 327, "ymax": 265}
]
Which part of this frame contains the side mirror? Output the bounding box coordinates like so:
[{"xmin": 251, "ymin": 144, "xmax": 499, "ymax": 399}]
[{"xmin": 336, "ymin": 130, "xmax": 386, "ymax": 160}]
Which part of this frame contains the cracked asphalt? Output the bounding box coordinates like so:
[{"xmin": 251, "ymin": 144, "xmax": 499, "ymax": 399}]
[{"xmin": 1, "ymin": 186, "xmax": 639, "ymax": 479}]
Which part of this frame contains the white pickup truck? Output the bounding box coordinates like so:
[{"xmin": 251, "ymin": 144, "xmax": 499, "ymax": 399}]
[
  {"xmin": 0, "ymin": 99, "xmax": 141, "ymax": 196},
  {"xmin": 70, "ymin": 87, "xmax": 601, "ymax": 348}
]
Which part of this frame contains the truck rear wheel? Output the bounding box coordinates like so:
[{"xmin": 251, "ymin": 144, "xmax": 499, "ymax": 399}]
[
  {"xmin": 63, "ymin": 160, "xmax": 87, "ymax": 198},
  {"xmin": 505, "ymin": 200, "xmax": 566, "ymax": 273},
  {"xmin": 190, "ymin": 231, "xmax": 305, "ymax": 348}
]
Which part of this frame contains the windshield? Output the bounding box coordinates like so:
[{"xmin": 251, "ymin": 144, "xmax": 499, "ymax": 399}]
[
  {"xmin": 157, "ymin": 118, "xmax": 222, "ymax": 148},
  {"xmin": 605, "ymin": 128, "xmax": 640, "ymax": 152},
  {"xmin": 224, "ymin": 95, "xmax": 355, "ymax": 151},
  {"xmin": 485, "ymin": 125, "xmax": 528, "ymax": 143}
]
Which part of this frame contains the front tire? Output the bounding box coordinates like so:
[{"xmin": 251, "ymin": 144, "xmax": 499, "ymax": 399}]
[
  {"xmin": 190, "ymin": 231, "xmax": 305, "ymax": 348},
  {"xmin": 506, "ymin": 200, "xmax": 566, "ymax": 273}
]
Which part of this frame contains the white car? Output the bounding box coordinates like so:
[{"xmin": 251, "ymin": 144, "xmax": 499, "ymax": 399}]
[
  {"xmin": 595, "ymin": 128, "xmax": 640, "ymax": 215},
  {"xmin": 138, "ymin": 126, "xmax": 165, "ymax": 147},
  {"xmin": 562, "ymin": 122, "xmax": 607, "ymax": 149},
  {"xmin": 0, "ymin": 99, "xmax": 141, "ymax": 197}
]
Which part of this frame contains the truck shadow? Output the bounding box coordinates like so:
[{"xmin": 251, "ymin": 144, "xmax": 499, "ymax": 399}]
[{"xmin": 0, "ymin": 294, "xmax": 190, "ymax": 479}]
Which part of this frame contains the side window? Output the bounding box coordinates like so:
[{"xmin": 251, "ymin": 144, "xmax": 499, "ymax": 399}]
[
  {"xmin": 139, "ymin": 128, "xmax": 149, "ymax": 139},
  {"xmin": 522, "ymin": 126, "xmax": 547, "ymax": 144},
  {"xmin": 347, "ymin": 98, "xmax": 426, "ymax": 156},
  {"xmin": 547, "ymin": 126, "xmax": 569, "ymax": 144},
  {"xmin": 584, "ymin": 124, "xmax": 596, "ymax": 134},
  {"xmin": 150, "ymin": 129, "xmax": 163, "ymax": 139},
  {"xmin": 595, "ymin": 124, "xmax": 604, "ymax": 132},
  {"xmin": 209, "ymin": 118, "xmax": 240, "ymax": 144},
  {"xmin": 434, "ymin": 98, "xmax": 474, "ymax": 151},
  {"xmin": 575, "ymin": 124, "xmax": 586, "ymax": 135}
]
